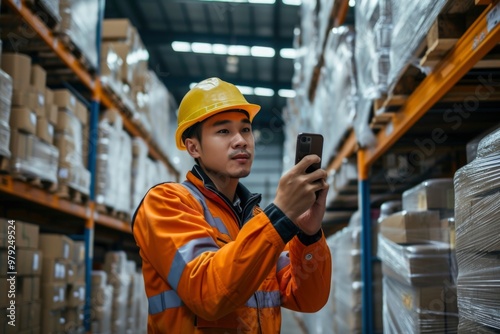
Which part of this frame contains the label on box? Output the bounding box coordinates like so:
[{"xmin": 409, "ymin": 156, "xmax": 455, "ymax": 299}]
[
  {"xmin": 487, "ymin": 3, "xmax": 500, "ymax": 33},
  {"xmin": 64, "ymin": 243, "xmax": 69, "ymax": 259},
  {"xmin": 33, "ymin": 252, "xmax": 39, "ymax": 271}
]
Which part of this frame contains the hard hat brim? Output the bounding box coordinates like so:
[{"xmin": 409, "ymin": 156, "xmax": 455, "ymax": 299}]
[{"xmin": 176, "ymin": 103, "xmax": 261, "ymax": 150}]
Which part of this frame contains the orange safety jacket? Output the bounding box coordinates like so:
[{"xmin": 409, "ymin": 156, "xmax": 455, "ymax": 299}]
[{"xmin": 132, "ymin": 165, "xmax": 332, "ymax": 333}]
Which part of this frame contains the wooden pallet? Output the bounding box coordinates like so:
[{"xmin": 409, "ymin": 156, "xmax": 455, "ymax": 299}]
[
  {"xmin": 52, "ymin": 32, "xmax": 97, "ymax": 74},
  {"xmin": 0, "ymin": 156, "xmax": 10, "ymax": 174},
  {"xmin": 96, "ymin": 203, "xmax": 131, "ymax": 222},
  {"xmin": 57, "ymin": 183, "xmax": 89, "ymax": 205}
]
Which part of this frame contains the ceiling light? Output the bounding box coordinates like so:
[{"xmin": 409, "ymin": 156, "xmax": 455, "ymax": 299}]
[
  {"xmin": 228, "ymin": 45, "xmax": 251, "ymax": 56},
  {"xmin": 212, "ymin": 44, "xmax": 228, "ymax": 55},
  {"xmin": 254, "ymin": 87, "xmax": 275, "ymax": 96},
  {"xmin": 278, "ymin": 89, "xmax": 296, "ymax": 98},
  {"xmin": 349, "ymin": 0, "xmax": 355, "ymax": 7},
  {"xmin": 191, "ymin": 42, "xmax": 212, "ymax": 54},
  {"xmin": 172, "ymin": 41, "xmax": 191, "ymax": 52},
  {"xmin": 251, "ymin": 46, "xmax": 275, "ymax": 58},
  {"xmin": 282, "ymin": 0, "xmax": 301, "ymax": 5},
  {"xmin": 249, "ymin": 0, "xmax": 275, "ymax": 3},
  {"xmin": 279, "ymin": 48, "xmax": 296, "ymax": 59},
  {"xmin": 236, "ymin": 85, "xmax": 254, "ymax": 95},
  {"xmin": 198, "ymin": 0, "xmax": 275, "ymax": 3}
]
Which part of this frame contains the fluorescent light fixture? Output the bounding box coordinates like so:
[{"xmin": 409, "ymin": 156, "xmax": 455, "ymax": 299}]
[
  {"xmin": 278, "ymin": 89, "xmax": 296, "ymax": 98},
  {"xmin": 254, "ymin": 87, "xmax": 275, "ymax": 96},
  {"xmin": 198, "ymin": 0, "xmax": 275, "ymax": 3},
  {"xmin": 236, "ymin": 85, "xmax": 254, "ymax": 95},
  {"xmin": 191, "ymin": 42, "xmax": 212, "ymax": 54},
  {"xmin": 228, "ymin": 45, "xmax": 251, "ymax": 56},
  {"xmin": 349, "ymin": 0, "xmax": 355, "ymax": 7},
  {"xmin": 212, "ymin": 44, "xmax": 228, "ymax": 55},
  {"xmin": 279, "ymin": 48, "xmax": 296, "ymax": 59},
  {"xmin": 172, "ymin": 41, "xmax": 191, "ymax": 52},
  {"xmin": 251, "ymin": 46, "xmax": 275, "ymax": 57},
  {"xmin": 282, "ymin": 0, "xmax": 301, "ymax": 5}
]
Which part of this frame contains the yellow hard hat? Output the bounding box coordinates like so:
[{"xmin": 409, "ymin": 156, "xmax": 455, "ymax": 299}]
[{"xmin": 175, "ymin": 77, "xmax": 261, "ymax": 150}]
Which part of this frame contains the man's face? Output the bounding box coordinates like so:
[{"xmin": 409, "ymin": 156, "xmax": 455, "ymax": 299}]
[{"xmin": 189, "ymin": 111, "xmax": 255, "ymax": 179}]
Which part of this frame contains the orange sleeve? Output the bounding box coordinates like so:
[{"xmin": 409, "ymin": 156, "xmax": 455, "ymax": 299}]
[{"xmin": 277, "ymin": 233, "xmax": 332, "ymax": 312}]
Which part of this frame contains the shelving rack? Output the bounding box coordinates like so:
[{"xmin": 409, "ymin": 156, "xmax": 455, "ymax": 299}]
[
  {"xmin": 323, "ymin": 1, "xmax": 500, "ymax": 333},
  {"xmin": 0, "ymin": 0, "xmax": 180, "ymax": 331}
]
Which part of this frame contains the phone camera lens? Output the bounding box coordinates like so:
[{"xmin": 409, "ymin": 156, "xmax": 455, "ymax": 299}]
[{"xmin": 301, "ymin": 136, "xmax": 307, "ymax": 143}]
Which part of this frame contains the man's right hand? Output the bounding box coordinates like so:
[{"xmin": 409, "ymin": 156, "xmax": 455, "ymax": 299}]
[{"xmin": 273, "ymin": 154, "xmax": 328, "ymax": 224}]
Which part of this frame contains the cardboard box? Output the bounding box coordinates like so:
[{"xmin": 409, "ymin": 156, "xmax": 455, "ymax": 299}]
[
  {"xmin": 66, "ymin": 282, "xmax": 85, "ymax": 307},
  {"xmin": 17, "ymin": 276, "xmax": 41, "ymax": 303},
  {"xmin": 39, "ymin": 234, "xmax": 73, "ymax": 260},
  {"xmin": 56, "ymin": 109, "xmax": 81, "ymax": 135},
  {"xmin": 41, "ymin": 282, "xmax": 66, "ymax": 310},
  {"xmin": 402, "ymin": 179, "xmax": 454, "ymax": 218},
  {"xmin": 11, "ymin": 87, "xmax": 45, "ymax": 117},
  {"xmin": 47, "ymin": 105, "xmax": 58, "ymax": 125},
  {"xmin": 9, "ymin": 107, "xmax": 37, "ymax": 135},
  {"xmin": 35, "ymin": 116, "xmax": 54, "ymax": 144},
  {"xmin": 0, "ymin": 53, "xmax": 31, "ymax": 90},
  {"xmin": 30, "ymin": 65, "xmax": 46, "ymax": 91},
  {"xmin": 1, "ymin": 248, "xmax": 42, "ymax": 275},
  {"xmin": 102, "ymin": 18, "xmax": 134, "ymax": 42},
  {"xmin": 53, "ymin": 89, "xmax": 76, "ymax": 113},
  {"xmin": 73, "ymin": 241, "xmax": 85, "ymax": 264},
  {"xmin": 40, "ymin": 308, "xmax": 65, "ymax": 334},
  {"xmin": 41, "ymin": 258, "xmax": 67, "ymax": 283},
  {"xmin": 379, "ymin": 210, "xmax": 441, "ymax": 244},
  {"xmin": 14, "ymin": 220, "xmax": 39, "ymax": 249},
  {"xmin": 75, "ymin": 100, "xmax": 88, "ymax": 126}
]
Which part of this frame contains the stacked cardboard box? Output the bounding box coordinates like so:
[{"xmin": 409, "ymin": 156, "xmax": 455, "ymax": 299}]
[
  {"xmin": 53, "ymin": 88, "xmax": 90, "ymax": 197},
  {"xmin": 38, "ymin": 233, "xmax": 73, "ymax": 333},
  {"xmin": 95, "ymin": 109, "xmax": 132, "ymax": 216},
  {"xmin": 454, "ymin": 128, "xmax": 500, "ymax": 332},
  {"xmin": 1, "ymin": 53, "xmax": 59, "ymax": 183},
  {"xmin": 91, "ymin": 271, "xmax": 113, "ymax": 334},
  {"xmin": 0, "ymin": 69, "xmax": 12, "ymax": 159},
  {"xmin": 378, "ymin": 179, "xmax": 459, "ymax": 333},
  {"xmin": 0, "ymin": 219, "xmax": 42, "ymax": 334}
]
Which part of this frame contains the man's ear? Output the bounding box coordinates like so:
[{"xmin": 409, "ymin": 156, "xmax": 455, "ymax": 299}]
[{"xmin": 185, "ymin": 138, "xmax": 201, "ymax": 159}]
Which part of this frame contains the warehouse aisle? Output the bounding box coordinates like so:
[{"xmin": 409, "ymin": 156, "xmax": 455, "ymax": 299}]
[{"xmin": 281, "ymin": 309, "xmax": 307, "ymax": 334}]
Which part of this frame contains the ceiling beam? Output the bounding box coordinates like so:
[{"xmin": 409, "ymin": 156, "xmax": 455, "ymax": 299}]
[{"xmin": 139, "ymin": 31, "xmax": 293, "ymax": 49}]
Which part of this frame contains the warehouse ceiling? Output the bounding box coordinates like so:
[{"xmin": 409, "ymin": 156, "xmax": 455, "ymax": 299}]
[{"xmin": 104, "ymin": 0, "xmax": 304, "ymax": 134}]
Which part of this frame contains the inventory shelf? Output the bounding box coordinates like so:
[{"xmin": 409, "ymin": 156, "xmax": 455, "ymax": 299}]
[
  {"xmin": 3, "ymin": 0, "xmax": 180, "ymax": 180},
  {"xmin": 326, "ymin": 1, "xmax": 500, "ymax": 176},
  {"xmin": 0, "ymin": 175, "xmax": 132, "ymax": 234}
]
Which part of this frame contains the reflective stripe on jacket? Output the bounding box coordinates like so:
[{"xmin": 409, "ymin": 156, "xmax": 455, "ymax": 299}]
[{"xmin": 132, "ymin": 169, "xmax": 332, "ymax": 333}]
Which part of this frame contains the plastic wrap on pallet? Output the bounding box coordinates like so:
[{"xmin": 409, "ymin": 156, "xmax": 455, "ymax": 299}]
[
  {"xmin": 465, "ymin": 124, "xmax": 500, "ymax": 164},
  {"xmin": 454, "ymin": 128, "xmax": 500, "ymax": 330},
  {"xmin": 91, "ymin": 270, "xmax": 113, "ymax": 334},
  {"xmin": 378, "ymin": 235, "xmax": 455, "ymax": 286},
  {"xmin": 10, "ymin": 131, "xmax": 58, "ymax": 183},
  {"xmin": 104, "ymin": 251, "xmax": 132, "ymax": 334},
  {"xmin": 355, "ymin": 0, "xmax": 389, "ymax": 98},
  {"xmin": 0, "ymin": 121, "xmax": 10, "ymax": 158},
  {"xmin": 131, "ymin": 137, "xmax": 148, "ymax": 213},
  {"xmin": 58, "ymin": 0, "xmax": 98, "ymax": 69},
  {"xmin": 100, "ymin": 43, "xmax": 124, "ymax": 97},
  {"xmin": 95, "ymin": 109, "xmax": 123, "ymax": 209},
  {"xmin": 402, "ymin": 179, "xmax": 455, "ymax": 218},
  {"xmin": 315, "ymin": 26, "xmax": 356, "ymax": 157},
  {"xmin": 387, "ymin": 0, "xmax": 448, "ymax": 92},
  {"xmin": 0, "ymin": 70, "xmax": 13, "ymax": 125},
  {"xmin": 383, "ymin": 276, "xmax": 458, "ymax": 334},
  {"xmin": 316, "ymin": 0, "xmax": 335, "ymax": 56},
  {"xmin": 115, "ymin": 129, "xmax": 132, "ymax": 215}
]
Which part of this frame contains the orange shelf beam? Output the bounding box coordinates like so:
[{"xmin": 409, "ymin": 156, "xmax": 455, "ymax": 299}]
[
  {"xmin": 360, "ymin": 1, "xmax": 500, "ymax": 169},
  {"xmin": 327, "ymin": 130, "xmax": 357, "ymax": 172},
  {"xmin": 334, "ymin": 0, "xmax": 350, "ymax": 27},
  {"xmin": 0, "ymin": 175, "xmax": 90, "ymax": 219},
  {"xmin": 94, "ymin": 211, "xmax": 132, "ymax": 234},
  {"xmin": 5, "ymin": 0, "xmax": 95, "ymax": 91}
]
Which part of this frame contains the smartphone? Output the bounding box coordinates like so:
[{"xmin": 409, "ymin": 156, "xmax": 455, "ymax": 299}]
[{"xmin": 295, "ymin": 133, "xmax": 324, "ymax": 173}]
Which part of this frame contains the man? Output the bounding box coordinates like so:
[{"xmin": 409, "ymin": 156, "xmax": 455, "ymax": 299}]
[{"xmin": 133, "ymin": 77, "xmax": 331, "ymax": 333}]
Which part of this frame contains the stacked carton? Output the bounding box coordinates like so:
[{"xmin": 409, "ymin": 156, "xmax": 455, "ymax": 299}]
[
  {"xmin": 95, "ymin": 109, "xmax": 132, "ymax": 216},
  {"xmin": 91, "ymin": 271, "xmax": 113, "ymax": 334},
  {"xmin": 53, "ymin": 88, "xmax": 90, "ymax": 197},
  {"xmin": 378, "ymin": 179, "xmax": 458, "ymax": 333},
  {"xmin": 1, "ymin": 53, "xmax": 59, "ymax": 183},
  {"xmin": 454, "ymin": 128, "xmax": 500, "ymax": 332},
  {"xmin": 0, "ymin": 69, "xmax": 12, "ymax": 160},
  {"xmin": 0, "ymin": 219, "xmax": 42, "ymax": 334}
]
